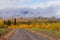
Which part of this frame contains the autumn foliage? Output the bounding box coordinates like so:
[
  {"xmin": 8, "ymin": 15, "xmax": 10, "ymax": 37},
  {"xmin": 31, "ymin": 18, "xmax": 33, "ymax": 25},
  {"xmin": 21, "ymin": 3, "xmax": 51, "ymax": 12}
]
[
  {"xmin": 9, "ymin": 22, "xmax": 60, "ymax": 31},
  {"xmin": 0, "ymin": 18, "xmax": 60, "ymax": 31},
  {"xmin": 0, "ymin": 19, "xmax": 4, "ymax": 28}
]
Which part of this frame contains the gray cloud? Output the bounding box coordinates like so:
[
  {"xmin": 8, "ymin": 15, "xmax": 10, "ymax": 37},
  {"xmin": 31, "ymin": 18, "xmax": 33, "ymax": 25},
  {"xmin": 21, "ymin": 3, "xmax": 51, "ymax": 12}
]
[{"xmin": 0, "ymin": 0, "xmax": 60, "ymax": 18}]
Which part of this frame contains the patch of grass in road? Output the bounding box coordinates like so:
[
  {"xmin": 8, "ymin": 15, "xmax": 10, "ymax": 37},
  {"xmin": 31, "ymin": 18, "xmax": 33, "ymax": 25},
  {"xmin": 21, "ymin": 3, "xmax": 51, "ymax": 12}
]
[{"xmin": 28, "ymin": 28, "xmax": 60, "ymax": 39}]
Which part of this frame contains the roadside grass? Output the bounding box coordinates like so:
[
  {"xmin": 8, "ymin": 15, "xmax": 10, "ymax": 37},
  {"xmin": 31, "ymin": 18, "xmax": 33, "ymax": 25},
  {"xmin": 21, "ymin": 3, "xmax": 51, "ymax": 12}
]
[
  {"xmin": 28, "ymin": 28, "xmax": 60, "ymax": 39},
  {"xmin": 55, "ymin": 31, "xmax": 60, "ymax": 38},
  {"xmin": 0, "ymin": 28, "xmax": 10, "ymax": 37}
]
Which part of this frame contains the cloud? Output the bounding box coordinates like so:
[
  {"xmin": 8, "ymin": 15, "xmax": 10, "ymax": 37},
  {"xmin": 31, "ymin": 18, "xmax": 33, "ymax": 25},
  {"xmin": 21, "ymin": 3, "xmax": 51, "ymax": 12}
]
[
  {"xmin": 0, "ymin": 0, "xmax": 32, "ymax": 2},
  {"xmin": 0, "ymin": 0, "xmax": 32, "ymax": 9},
  {"xmin": 0, "ymin": 0, "xmax": 60, "ymax": 9},
  {"xmin": 0, "ymin": 0, "xmax": 60, "ymax": 18},
  {"xmin": 25, "ymin": 0, "xmax": 60, "ymax": 18},
  {"xmin": 30, "ymin": 1, "xmax": 60, "ymax": 8},
  {"xmin": 29, "ymin": 0, "xmax": 60, "ymax": 16}
]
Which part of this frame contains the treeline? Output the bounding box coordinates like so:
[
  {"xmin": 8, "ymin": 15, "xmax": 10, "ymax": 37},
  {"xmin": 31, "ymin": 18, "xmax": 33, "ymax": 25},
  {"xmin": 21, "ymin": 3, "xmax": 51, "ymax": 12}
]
[
  {"xmin": 4, "ymin": 18, "xmax": 17, "ymax": 26},
  {"xmin": 0, "ymin": 18, "xmax": 17, "ymax": 28},
  {"xmin": 0, "ymin": 18, "xmax": 60, "ymax": 31}
]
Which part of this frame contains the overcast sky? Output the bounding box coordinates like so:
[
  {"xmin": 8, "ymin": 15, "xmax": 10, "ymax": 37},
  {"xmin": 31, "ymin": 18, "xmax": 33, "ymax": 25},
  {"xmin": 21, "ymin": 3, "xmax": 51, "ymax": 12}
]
[
  {"xmin": 0, "ymin": 0, "xmax": 60, "ymax": 9},
  {"xmin": 0, "ymin": 0, "xmax": 60, "ymax": 18}
]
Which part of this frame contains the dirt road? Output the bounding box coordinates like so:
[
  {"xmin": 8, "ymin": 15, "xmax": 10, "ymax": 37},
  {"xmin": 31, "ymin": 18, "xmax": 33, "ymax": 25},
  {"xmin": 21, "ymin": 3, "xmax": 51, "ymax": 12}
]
[{"xmin": 8, "ymin": 29, "xmax": 50, "ymax": 40}]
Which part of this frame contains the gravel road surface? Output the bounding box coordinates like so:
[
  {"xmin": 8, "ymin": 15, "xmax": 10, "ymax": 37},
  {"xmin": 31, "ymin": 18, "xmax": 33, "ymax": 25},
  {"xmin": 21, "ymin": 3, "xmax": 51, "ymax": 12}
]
[{"xmin": 8, "ymin": 29, "xmax": 50, "ymax": 40}]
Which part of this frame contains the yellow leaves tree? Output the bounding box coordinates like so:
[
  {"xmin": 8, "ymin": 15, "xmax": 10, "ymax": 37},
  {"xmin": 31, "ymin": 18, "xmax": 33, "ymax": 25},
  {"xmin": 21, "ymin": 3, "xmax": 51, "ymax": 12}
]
[{"xmin": 0, "ymin": 19, "xmax": 4, "ymax": 28}]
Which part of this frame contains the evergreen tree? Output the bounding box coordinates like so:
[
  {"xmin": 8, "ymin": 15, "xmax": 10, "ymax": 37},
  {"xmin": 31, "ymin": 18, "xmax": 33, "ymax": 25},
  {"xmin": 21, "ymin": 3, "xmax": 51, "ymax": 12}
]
[
  {"xmin": 7, "ymin": 20, "xmax": 11, "ymax": 26},
  {"xmin": 14, "ymin": 18, "xmax": 16, "ymax": 25}
]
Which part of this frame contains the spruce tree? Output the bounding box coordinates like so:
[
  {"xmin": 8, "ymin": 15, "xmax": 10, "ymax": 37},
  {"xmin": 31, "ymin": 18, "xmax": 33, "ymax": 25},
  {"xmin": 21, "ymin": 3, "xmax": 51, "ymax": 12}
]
[{"xmin": 14, "ymin": 18, "xmax": 16, "ymax": 25}]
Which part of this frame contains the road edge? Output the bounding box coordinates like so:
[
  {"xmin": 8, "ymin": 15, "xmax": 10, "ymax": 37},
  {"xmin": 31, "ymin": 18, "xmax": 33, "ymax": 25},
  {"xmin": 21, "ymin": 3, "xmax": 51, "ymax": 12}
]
[
  {"xmin": 28, "ymin": 29, "xmax": 60, "ymax": 40},
  {"xmin": 0, "ymin": 29, "xmax": 16, "ymax": 40}
]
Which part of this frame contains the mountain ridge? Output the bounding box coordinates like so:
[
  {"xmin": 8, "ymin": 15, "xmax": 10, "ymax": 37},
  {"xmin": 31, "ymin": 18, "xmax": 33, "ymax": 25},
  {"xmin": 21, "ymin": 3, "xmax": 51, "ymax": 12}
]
[{"xmin": 0, "ymin": 7, "xmax": 60, "ymax": 18}]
